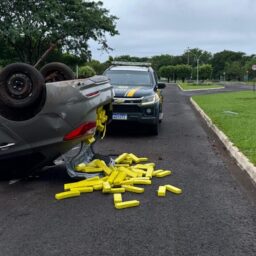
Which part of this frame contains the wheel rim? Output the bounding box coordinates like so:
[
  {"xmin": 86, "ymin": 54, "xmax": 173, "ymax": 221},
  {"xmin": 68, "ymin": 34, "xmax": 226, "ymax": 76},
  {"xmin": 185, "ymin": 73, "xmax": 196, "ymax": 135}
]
[{"xmin": 6, "ymin": 73, "xmax": 33, "ymax": 99}]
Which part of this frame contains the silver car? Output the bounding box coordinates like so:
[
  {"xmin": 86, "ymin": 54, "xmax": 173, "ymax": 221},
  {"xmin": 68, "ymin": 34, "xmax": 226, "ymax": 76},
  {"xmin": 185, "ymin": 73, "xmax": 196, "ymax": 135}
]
[{"xmin": 0, "ymin": 62, "xmax": 113, "ymax": 177}]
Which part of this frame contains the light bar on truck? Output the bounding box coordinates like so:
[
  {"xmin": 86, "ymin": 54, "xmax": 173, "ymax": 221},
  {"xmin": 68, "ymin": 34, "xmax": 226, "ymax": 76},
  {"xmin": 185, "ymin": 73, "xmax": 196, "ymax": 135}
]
[{"xmin": 111, "ymin": 61, "xmax": 152, "ymax": 67}]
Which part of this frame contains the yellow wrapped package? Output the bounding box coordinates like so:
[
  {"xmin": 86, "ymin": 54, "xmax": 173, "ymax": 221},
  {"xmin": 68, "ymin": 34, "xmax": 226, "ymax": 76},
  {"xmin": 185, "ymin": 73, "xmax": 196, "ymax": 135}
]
[{"xmin": 115, "ymin": 200, "xmax": 140, "ymax": 209}]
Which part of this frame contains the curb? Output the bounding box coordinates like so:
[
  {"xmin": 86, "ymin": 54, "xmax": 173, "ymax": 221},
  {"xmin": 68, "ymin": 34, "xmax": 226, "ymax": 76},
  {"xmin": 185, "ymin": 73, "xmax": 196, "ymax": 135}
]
[
  {"xmin": 190, "ymin": 97, "xmax": 256, "ymax": 185},
  {"xmin": 177, "ymin": 83, "xmax": 224, "ymax": 92}
]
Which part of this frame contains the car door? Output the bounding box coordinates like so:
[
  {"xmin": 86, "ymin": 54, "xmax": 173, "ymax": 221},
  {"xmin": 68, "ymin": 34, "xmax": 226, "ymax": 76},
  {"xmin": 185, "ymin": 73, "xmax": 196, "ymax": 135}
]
[{"xmin": 0, "ymin": 120, "xmax": 31, "ymax": 157}]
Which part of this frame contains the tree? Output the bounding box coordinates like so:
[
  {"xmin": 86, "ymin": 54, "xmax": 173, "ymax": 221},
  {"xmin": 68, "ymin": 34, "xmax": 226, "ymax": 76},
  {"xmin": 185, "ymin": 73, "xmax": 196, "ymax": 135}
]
[
  {"xmin": 99, "ymin": 56, "xmax": 114, "ymax": 73},
  {"xmin": 86, "ymin": 60, "xmax": 106, "ymax": 75},
  {"xmin": 182, "ymin": 48, "xmax": 212, "ymax": 67},
  {"xmin": 0, "ymin": 41, "xmax": 19, "ymax": 66},
  {"xmin": 175, "ymin": 65, "xmax": 192, "ymax": 82},
  {"xmin": 199, "ymin": 64, "xmax": 213, "ymax": 81},
  {"xmin": 211, "ymin": 50, "xmax": 246, "ymax": 79},
  {"xmin": 0, "ymin": 0, "xmax": 118, "ymax": 65},
  {"xmin": 224, "ymin": 61, "xmax": 244, "ymax": 81},
  {"xmin": 244, "ymin": 57, "xmax": 256, "ymax": 80},
  {"xmin": 45, "ymin": 50, "xmax": 85, "ymax": 69},
  {"xmin": 159, "ymin": 65, "xmax": 175, "ymax": 82},
  {"xmin": 150, "ymin": 55, "xmax": 175, "ymax": 72}
]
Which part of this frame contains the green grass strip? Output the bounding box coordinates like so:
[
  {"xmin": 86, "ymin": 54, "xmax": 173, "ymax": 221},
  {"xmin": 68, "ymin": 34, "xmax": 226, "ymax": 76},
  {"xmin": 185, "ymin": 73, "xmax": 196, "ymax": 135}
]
[
  {"xmin": 193, "ymin": 91, "xmax": 256, "ymax": 164},
  {"xmin": 179, "ymin": 82, "xmax": 223, "ymax": 91}
]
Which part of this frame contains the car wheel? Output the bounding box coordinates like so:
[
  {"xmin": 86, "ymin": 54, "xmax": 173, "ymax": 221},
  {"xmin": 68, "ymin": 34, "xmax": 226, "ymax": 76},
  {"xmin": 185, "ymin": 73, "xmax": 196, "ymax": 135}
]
[
  {"xmin": 40, "ymin": 62, "xmax": 75, "ymax": 83},
  {"xmin": 0, "ymin": 63, "xmax": 45, "ymax": 109}
]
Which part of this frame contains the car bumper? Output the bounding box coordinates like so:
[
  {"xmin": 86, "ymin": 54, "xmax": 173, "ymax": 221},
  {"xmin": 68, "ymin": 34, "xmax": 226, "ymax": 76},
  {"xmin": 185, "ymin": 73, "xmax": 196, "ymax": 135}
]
[{"xmin": 112, "ymin": 103, "xmax": 159, "ymax": 125}]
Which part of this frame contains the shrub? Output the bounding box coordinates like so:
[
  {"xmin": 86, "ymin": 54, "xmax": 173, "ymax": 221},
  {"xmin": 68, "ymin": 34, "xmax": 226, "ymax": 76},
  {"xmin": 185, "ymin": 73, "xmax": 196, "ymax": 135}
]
[{"xmin": 79, "ymin": 65, "xmax": 96, "ymax": 78}]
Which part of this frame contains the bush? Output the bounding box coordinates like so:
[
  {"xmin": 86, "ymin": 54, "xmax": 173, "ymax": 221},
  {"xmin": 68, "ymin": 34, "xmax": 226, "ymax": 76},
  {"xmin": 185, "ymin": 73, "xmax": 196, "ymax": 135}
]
[{"xmin": 79, "ymin": 65, "xmax": 96, "ymax": 78}]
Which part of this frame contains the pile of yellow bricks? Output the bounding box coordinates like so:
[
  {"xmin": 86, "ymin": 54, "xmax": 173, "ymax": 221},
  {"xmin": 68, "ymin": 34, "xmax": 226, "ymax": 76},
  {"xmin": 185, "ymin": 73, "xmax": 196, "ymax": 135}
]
[{"xmin": 55, "ymin": 153, "xmax": 182, "ymax": 209}]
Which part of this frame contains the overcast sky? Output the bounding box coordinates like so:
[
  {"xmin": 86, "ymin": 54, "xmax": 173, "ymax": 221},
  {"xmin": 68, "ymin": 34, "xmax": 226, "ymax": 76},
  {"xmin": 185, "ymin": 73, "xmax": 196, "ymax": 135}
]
[{"xmin": 89, "ymin": 0, "xmax": 256, "ymax": 61}]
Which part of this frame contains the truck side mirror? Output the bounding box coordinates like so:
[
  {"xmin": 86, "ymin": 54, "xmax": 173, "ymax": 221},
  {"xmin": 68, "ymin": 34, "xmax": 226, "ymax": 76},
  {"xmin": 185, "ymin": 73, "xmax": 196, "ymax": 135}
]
[{"xmin": 157, "ymin": 82, "xmax": 166, "ymax": 89}]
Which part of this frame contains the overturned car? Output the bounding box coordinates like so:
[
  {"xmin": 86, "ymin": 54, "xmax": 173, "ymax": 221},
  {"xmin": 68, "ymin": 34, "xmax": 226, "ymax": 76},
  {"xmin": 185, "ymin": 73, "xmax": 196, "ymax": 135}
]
[{"xmin": 0, "ymin": 62, "xmax": 113, "ymax": 177}]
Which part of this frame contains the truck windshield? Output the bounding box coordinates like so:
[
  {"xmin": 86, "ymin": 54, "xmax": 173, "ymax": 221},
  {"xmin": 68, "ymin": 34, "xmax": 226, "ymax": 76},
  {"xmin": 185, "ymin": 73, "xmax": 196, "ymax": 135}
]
[{"xmin": 105, "ymin": 70, "xmax": 152, "ymax": 86}]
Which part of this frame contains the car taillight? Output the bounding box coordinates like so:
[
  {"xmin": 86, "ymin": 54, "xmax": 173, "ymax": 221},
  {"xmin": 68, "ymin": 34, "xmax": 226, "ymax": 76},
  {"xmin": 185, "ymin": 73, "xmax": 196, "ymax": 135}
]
[
  {"xmin": 64, "ymin": 121, "xmax": 96, "ymax": 141},
  {"xmin": 86, "ymin": 91, "xmax": 99, "ymax": 97}
]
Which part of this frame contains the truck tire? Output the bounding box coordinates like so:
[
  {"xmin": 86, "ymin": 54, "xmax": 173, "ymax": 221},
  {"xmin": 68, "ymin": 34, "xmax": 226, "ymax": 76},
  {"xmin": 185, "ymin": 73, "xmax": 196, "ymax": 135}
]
[
  {"xmin": 150, "ymin": 121, "xmax": 159, "ymax": 135},
  {"xmin": 0, "ymin": 63, "xmax": 45, "ymax": 109},
  {"xmin": 40, "ymin": 62, "xmax": 75, "ymax": 83}
]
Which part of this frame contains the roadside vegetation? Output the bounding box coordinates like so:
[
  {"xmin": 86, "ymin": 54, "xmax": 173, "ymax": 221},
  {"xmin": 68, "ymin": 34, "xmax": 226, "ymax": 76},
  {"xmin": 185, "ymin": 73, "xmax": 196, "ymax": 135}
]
[
  {"xmin": 0, "ymin": 1, "xmax": 255, "ymax": 81},
  {"xmin": 79, "ymin": 65, "xmax": 96, "ymax": 78},
  {"xmin": 179, "ymin": 82, "xmax": 224, "ymax": 91},
  {"xmin": 193, "ymin": 91, "xmax": 256, "ymax": 164},
  {"xmin": 0, "ymin": 0, "xmax": 118, "ymax": 69}
]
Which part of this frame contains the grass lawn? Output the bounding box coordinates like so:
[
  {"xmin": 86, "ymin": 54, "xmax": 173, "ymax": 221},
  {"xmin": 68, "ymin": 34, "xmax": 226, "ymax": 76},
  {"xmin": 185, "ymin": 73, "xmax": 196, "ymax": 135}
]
[
  {"xmin": 179, "ymin": 82, "xmax": 224, "ymax": 91},
  {"xmin": 193, "ymin": 91, "xmax": 256, "ymax": 164}
]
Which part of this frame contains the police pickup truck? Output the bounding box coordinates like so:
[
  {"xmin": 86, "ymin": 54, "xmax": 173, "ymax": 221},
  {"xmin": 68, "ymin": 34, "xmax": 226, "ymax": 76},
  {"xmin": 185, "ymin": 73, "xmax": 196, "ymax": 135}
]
[{"xmin": 104, "ymin": 62, "xmax": 166, "ymax": 135}]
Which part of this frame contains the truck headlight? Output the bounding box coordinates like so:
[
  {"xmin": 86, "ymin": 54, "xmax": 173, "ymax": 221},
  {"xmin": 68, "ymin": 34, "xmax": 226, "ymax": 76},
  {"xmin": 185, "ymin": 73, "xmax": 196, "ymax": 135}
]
[{"xmin": 141, "ymin": 94, "xmax": 158, "ymax": 105}]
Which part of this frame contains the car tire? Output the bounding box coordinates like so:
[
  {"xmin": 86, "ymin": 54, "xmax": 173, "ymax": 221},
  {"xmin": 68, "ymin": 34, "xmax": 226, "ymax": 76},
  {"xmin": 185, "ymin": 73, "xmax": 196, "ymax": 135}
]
[
  {"xmin": 150, "ymin": 117, "xmax": 159, "ymax": 135},
  {"xmin": 40, "ymin": 62, "xmax": 75, "ymax": 83},
  {"xmin": 0, "ymin": 63, "xmax": 45, "ymax": 109}
]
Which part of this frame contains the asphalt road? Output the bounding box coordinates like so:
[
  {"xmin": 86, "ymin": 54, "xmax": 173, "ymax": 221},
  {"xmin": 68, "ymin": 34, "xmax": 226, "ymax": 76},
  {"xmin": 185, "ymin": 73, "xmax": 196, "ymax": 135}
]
[{"xmin": 0, "ymin": 84, "xmax": 255, "ymax": 256}]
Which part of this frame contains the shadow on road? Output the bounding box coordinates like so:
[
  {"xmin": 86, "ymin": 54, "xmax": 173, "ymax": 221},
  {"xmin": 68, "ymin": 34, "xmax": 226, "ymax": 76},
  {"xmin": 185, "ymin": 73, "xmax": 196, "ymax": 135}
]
[{"xmin": 107, "ymin": 122, "xmax": 157, "ymax": 137}]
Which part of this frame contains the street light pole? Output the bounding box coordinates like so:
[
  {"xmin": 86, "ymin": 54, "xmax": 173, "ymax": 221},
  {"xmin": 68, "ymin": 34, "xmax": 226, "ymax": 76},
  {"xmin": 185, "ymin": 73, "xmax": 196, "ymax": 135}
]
[
  {"xmin": 196, "ymin": 58, "xmax": 199, "ymax": 85},
  {"xmin": 189, "ymin": 49, "xmax": 202, "ymax": 84},
  {"xmin": 187, "ymin": 47, "xmax": 190, "ymax": 65},
  {"xmin": 195, "ymin": 54, "xmax": 203, "ymax": 85}
]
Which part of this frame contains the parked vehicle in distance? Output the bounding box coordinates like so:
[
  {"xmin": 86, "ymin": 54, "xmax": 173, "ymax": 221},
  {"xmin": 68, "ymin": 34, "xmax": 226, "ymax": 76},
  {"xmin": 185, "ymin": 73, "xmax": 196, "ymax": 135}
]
[
  {"xmin": 104, "ymin": 61, "xmax": 166, "ymax": 135},
  {"xmin": 0, "ymin": 62, "xmax": 113, "ymax": 177}
]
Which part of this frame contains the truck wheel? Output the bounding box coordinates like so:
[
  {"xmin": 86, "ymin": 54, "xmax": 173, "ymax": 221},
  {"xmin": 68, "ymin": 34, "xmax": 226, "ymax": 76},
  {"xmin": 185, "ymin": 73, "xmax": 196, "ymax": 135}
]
[
  {"xmin": 0, "ymin": 63, "xmax": 45, "ymax": 108},
  {"xmin": 150, "ymin": 122, "xmax": 159, "ymax": 135},
  {"xmin": 40, "ymin": 62, "xmax": 75, "ymax": 83}
]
